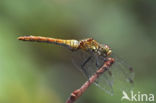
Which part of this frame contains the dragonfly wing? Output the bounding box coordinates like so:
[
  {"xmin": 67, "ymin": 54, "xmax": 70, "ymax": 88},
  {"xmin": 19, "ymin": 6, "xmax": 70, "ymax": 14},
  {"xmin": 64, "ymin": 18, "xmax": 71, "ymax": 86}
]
[
  {"xmin": 109, "ymin": 54, "xmax": 135, "ymax": 92},
  {"xmin": 115, "ymin": 57, "xmax": 134, "ymax": 84},
  {"xmin": 72, "ymin": 50, "xmax": 114, "ymax": 95},
  {"xmin": 72, "ymin": 49, "xmax": 98, "ymax": 78},
  {"xmin": 95, "ymin": 54, "xmax": 134, "ymax": 95},
  {"xmin": 95, "ymin": 70, "xmax": 114, "ymax": 95}
]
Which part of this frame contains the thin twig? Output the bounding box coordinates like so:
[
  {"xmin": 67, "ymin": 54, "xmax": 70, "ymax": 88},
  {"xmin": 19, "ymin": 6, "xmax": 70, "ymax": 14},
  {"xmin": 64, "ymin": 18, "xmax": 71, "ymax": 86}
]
[{"xmin": 66, "ymin": 58, "xmax": 114, "ymax": 103}]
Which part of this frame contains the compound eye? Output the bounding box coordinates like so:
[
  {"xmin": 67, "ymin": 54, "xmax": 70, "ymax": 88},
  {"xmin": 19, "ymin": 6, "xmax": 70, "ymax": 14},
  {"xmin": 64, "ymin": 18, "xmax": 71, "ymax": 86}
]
[{"xmin": 107, "ymin": 50, "xmax": 112, "ymax": 56}]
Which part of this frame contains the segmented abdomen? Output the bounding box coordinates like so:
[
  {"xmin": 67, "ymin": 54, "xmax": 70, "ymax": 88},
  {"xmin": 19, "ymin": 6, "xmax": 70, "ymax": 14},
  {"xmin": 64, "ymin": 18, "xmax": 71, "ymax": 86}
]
[{"xmin": 18, "ymin": 36, "xmax": 79, "ymax": 50}]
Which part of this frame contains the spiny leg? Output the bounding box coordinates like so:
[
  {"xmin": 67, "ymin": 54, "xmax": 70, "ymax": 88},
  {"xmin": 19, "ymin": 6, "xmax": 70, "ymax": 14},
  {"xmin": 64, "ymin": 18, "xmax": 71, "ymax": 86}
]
[
  {"xmin": 81, "ymin": 56, "xmax": 92, "ymax": 78},
  {"xmin": 95, "ymin": 56, "xmax": 108, "ymax": 69},
  {"xmin": 96, "ymin": 57, "xmax": 101, "ymax": 68}
]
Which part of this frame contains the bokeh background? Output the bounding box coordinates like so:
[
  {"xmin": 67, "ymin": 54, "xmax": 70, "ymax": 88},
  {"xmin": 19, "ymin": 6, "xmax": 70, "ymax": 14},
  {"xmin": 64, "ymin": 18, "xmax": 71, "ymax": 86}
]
[{"xmin": 0, "ymin": 0, "xmax": 156, "ymax": 103}]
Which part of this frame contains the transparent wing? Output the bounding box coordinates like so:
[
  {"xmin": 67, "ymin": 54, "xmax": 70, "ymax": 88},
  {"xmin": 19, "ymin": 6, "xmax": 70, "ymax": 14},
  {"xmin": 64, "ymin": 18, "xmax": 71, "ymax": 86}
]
[
  {"xmin": 72, "ymin": 49, "xmax": 114, "ymax": 95},
  {"xmin": 109, "ymin": 53, "xmax": 135, "ymax": 92},
  {"xmin": 72, "ymin": 49, "xmax": 135, "ymax": 95},
  {"xmin": 95, "ymin": 70, "xmax": 114, "ymax": 95},
  {"xmin": 95, "ymin": 54, "xmax": 134, "ymax": 94},
  {"xmin": 72, "ymin": 49, "xmax": 98, "ymax": 78}
]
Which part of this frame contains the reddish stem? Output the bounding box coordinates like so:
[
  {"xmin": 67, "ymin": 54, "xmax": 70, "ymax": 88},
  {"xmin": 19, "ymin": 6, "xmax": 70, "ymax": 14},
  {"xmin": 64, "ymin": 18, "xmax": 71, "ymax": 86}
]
[{"xmin": 66, "ymin": 58, "xmax": 114, "ymax": 103}]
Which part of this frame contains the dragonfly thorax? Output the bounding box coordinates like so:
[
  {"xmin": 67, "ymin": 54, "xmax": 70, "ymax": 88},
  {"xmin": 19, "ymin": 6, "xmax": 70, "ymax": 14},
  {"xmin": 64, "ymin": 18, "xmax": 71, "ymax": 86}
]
[{"xmin": 79, "ymin": 38, "xmax": 112, "ymax": 57}]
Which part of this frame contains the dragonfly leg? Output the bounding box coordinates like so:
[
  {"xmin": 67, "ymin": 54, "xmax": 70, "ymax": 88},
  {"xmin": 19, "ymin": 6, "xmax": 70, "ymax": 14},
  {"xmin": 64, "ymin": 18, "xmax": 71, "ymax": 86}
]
[
  {"xmin": 81, "ymin": 56, "xmax": 92, "ymax": 78},
  {"xmin": 96, "ymin": 58, "xmax": 100, "ymax": 68},
  {"xmin": 95, "ymin": 57, "xmax": 100, "ymax": 84},
  {"xmin": 96, "ymin": 56, "xmax": 107, "ymax": 68}
]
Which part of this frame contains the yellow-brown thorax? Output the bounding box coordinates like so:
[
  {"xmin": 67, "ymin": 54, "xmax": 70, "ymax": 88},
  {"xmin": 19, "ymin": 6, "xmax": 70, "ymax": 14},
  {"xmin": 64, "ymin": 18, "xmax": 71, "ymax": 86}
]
[{"xmin": 78, "ymin": 38, "xmax": 112, "ymax": 57}]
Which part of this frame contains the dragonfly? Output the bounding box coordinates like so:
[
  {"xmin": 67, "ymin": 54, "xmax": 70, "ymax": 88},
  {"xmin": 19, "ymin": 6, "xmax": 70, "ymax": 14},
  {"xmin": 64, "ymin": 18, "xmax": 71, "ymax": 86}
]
[{"xmin": 18, "ymin": 35, "xmax": 134, "ymax": 95}]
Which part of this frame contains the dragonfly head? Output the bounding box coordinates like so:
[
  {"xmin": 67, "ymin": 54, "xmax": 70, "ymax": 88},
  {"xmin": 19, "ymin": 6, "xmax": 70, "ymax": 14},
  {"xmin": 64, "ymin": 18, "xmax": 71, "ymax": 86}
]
[{"xmin": 102, "ymin": 44, "xmax": 112, "ymax": 56}]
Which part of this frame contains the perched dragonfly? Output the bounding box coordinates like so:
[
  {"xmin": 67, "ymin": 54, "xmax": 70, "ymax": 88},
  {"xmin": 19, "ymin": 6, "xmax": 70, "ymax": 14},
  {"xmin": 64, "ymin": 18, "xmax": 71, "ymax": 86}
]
[{"xmin": 18, "ymin": 36, "xmax": 134, "ymax": 95}]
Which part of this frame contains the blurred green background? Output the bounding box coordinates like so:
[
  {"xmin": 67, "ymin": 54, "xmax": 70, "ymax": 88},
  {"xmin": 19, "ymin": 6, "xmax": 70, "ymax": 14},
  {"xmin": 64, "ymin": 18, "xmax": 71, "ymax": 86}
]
[{"xmin": 0, "ymin": 0, "xmax": 156, "ymax": 103}]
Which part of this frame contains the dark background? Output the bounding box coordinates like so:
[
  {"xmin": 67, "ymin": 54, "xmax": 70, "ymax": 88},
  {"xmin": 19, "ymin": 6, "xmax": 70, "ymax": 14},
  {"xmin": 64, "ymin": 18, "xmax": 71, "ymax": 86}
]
[{"xmin": 0, "ymin": 0, "xmax": 156, "ymax": 103}]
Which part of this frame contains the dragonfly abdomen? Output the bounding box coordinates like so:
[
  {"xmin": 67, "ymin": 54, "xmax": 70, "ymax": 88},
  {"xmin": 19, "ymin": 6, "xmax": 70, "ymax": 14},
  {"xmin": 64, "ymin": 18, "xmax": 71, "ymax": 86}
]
[{"xmin": 18, "ymin": 36, "xmax": 80, "ymax": 50}]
